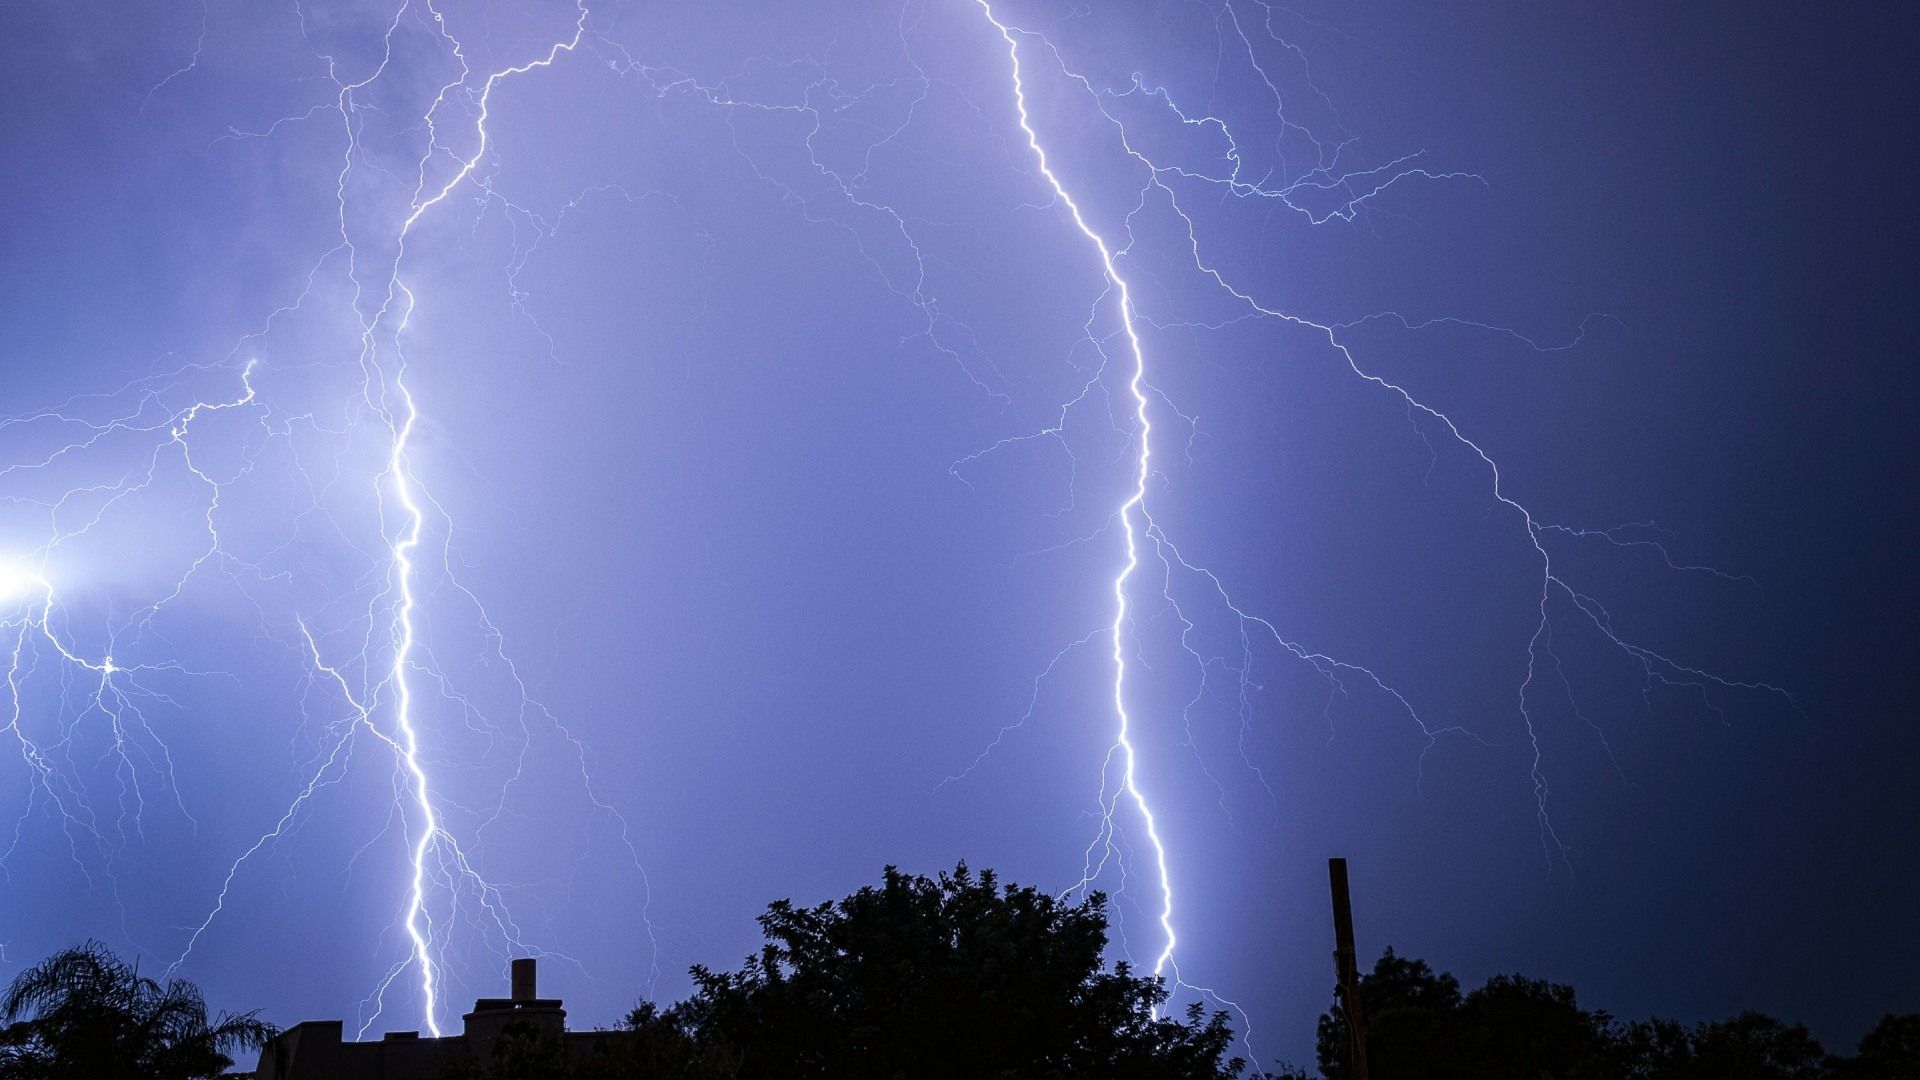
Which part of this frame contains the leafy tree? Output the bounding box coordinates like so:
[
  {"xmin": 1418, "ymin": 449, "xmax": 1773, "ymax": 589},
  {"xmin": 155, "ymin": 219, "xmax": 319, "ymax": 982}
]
[
  {"xmin": 1845, "ymin": 1013, "xmax": 1920, "ymax": 1080},
  {"xmin": 594, "ymin": 1002, "xmax": 744, "ymax": 1080},
  {"xmin": 1315, "ymin": 949, "xmax": 1464, "ymax": 1079},
  {"xmin": 1309, "ymin": 948, "xmax": 1920, "ymax": 1080},
  {"xmin": 1609, "ymin": 1011, "xmax": 1838, "ymax": 1079},
  {"xmin": 469, "ymin": 1004, "xmax": 744, "ymax": 1080},
  {"xmin": 646, "ymin": 863, "xmax": 1256, "ymax": 1079},
  {"xmin": 1609, "ymin": 1016, "xmax": 1702, "ymax": 1078},
  {"xmin": 1686, "ymin": 1012, "xmax": 1833, "ymax": 1079},
  {"xmin": 0, "ymin": 941, "xmax": 275, "ymax": 1080},
  {"xmin": 1314, "ymin": 952, "xmax": 1613, "ymax": 1078},
  {"xmin": 1455, "ymin": 974, "xmax": 1612, "ymax": 1079},
  {"xmin": 442, "ymin": 1019, "xmax": 573, "ymax": 1080}
]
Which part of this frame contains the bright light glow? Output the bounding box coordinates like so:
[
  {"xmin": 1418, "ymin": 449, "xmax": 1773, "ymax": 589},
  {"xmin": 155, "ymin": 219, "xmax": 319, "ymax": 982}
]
[
  {"xmin": 1, "ymin": 2, "xmax": 1806, "ymax": 1055},
  {"xmin": 3, "ymin": 0, "xmax": 612, "ymax": 1040},
  {"xmin": 0, "ymin": 564, "xmax": 26, "ymax": 603}
]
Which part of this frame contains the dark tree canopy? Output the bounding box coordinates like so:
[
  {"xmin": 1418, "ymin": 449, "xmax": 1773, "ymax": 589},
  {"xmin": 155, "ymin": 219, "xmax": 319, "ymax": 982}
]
[
  {"xmin": 1846, "ymin": 1014, "xmax": 1920, "ymax": 1080},
  {"xmin": 10, "ymin": 883, "xmax": 1918, "ymax": 1080},
  {"xmin": 1314, "ymin": 949, "xmax": 1919, "ymax": 1080},
  {"xmin": 1316, "ymin": 949, "xmax": 1464, "ymax": 1078},
  {"xmin": 641, "ymin": 863, "xmax": 1254, "ymax": 1080},
  {"xmin": 0, "ymin": 941, "xmax": 275, "ymax": 1080},
  {"xmin": 443, "ymin": 1019, "xmax": 575, "ymax": 1080}
]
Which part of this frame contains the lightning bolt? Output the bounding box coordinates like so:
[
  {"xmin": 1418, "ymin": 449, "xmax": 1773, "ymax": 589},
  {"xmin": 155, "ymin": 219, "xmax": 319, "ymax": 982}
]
[
  {"xmin": 5, "ymin": 0, "xmax": 1801, "ymax": 1057},
  {"xmin": 959, "ymin": 0, "xmax": 1797, "ymax": 1047},
  {"xmin": 977, "ymin": 1, "xmax": 1183, "ymax": 980},
  {"xmin": 5, "ymin": 0, "xmax": 646, "ymax": 1039},
  {"xmin": 3, "ymin": 361, "xmax": 262, "ymax": 898},
  {"xmin": 358, "ymin": 3, "xmax": 594, "ymax": 1033}
]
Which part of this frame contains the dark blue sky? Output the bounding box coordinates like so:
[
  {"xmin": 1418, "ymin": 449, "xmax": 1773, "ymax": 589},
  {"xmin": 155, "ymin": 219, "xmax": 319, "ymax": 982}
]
[{"xmin": 1, "ymin": 0, "xmax": 1911, "ymax": 1070}]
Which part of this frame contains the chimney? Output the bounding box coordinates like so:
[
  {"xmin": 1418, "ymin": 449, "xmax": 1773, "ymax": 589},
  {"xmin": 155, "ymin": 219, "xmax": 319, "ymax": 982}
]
[
  {"xmin": 511, "ymin": 957, "xmax": 537, "ymax": 1003},
  {"xmin": 465, "ymin": 957, "xmax": 563, "ymax": 1061}
]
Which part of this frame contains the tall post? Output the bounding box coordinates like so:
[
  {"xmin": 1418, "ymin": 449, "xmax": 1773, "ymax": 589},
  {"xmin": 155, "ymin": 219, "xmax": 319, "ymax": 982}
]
[{"xmin": 1328, "ymin": 858, "xmax": 1369, "ymax": 1080}]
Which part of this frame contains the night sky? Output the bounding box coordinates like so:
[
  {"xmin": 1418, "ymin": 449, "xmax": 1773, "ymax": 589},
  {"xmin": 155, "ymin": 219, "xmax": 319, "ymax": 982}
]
[{"xmin": 2, "ymin": 0, "xmax": 1912, "ymax": 1070}]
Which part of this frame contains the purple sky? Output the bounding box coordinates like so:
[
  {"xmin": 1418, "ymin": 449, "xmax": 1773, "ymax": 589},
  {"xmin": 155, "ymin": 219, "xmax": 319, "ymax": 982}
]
[{"xmin": 2, "ymin": 0, "xmax": 1911, "ymax": 1070}]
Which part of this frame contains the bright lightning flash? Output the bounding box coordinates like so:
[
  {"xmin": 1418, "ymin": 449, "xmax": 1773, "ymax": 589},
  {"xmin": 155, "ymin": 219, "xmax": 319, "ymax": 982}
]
[
  {"xmin": 979, "ymin": 1, "xmax": 1180, "ymax": 979},
  {"xmin": 2, "ymin": 0, "xmax": 1800, "ymax": 1058},
  {"xmin": 3, "ymin": 0, "xmax": 643, "ymax": 1041},
  {"xmin": 956, "ymin": 0, "xmax": 1798, "ymax": 1047},
  {"xmin": 0, "ymin": 565, "xmax": 32, "ymax": 605}
]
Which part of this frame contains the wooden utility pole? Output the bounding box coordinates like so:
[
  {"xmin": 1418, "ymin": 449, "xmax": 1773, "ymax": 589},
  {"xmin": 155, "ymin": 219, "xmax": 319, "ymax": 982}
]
[{"xmin": 1328, "ymin": 858, "xmax": 1370, "ymax": 1080}]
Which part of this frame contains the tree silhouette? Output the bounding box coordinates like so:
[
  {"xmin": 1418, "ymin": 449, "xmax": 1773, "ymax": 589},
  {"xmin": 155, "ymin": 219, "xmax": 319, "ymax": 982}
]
[
  {"xmin": 1313, "ymin": 948, "xmax": 1920, "ymax": 1080},
  {"xmin": 1682, "ymin": 1012, "xmax": 1833, "ymax": 1079},
  {"xmin": 1315, "ymin": 949, "xmax": 1465, "ymax": 1078},
  {"xmin": 442, "ymin": 1019, "xmax": 573, "ymax": 1080},
  {"xmin": 646, "ymin": 863, "xmax": 1255, "ymax": 1079},
  {"xmin": 0, "ymin": 941, "xmax": 274, "ymax": 1080},
  {"xmin": 1454, "ymin": 974, "xmax": 1612, "ymax": 1078},
  {"xmin": 12, "ymin": 896, "xmax": 1916, "ymax": 1080},
  {"xmin": 1844, "ymin": 1013, "xmax": 1920, "ymax": 1080}
]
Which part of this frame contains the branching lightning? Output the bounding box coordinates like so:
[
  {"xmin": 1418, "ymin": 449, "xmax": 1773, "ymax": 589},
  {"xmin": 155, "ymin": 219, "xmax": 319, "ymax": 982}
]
[
  {"xmin": 3, "ymin": 0, "xmax": 1801, "ymax": 1059},
  {"xmin": 4, "ymin": 0, "xmax": 644, "ymax": 1039},
  {"xmin": 953, "ymin": 0, "xmax": 1798, "ymax": 1046},
  {"xmin": 980, "ymin": 1, "xmax": 1182, "ymax": 980}
]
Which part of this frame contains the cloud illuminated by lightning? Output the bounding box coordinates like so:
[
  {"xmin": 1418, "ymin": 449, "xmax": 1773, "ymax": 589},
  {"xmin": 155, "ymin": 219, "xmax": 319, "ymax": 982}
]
[
  {"xmin": 2, "ymin": 0, "xmax": 1802, "ymax": 1057},
  {"xmin": 4, "ymin": 0, "xmax": 645, "ymax": 1040},
  {"xmin": 953, "ymin": 0, "xmax": 1798, "ymax": 1043}
]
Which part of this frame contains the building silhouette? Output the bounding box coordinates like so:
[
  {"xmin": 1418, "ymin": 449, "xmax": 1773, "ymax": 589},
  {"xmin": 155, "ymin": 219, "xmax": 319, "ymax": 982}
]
[{"xmin": 251, "ymin": 958, "xmax": 614, "ymax": 1079}]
